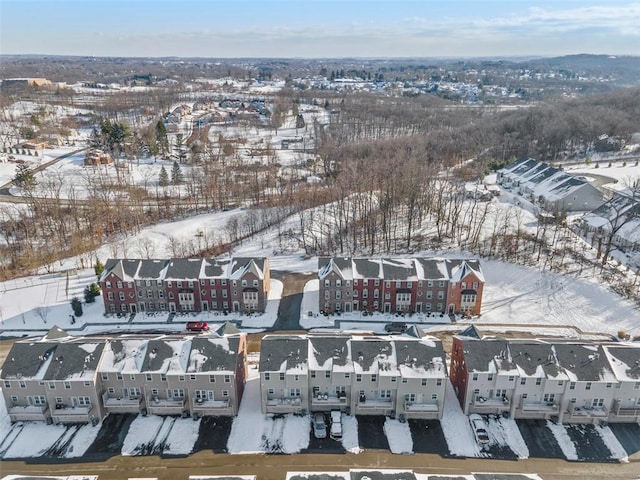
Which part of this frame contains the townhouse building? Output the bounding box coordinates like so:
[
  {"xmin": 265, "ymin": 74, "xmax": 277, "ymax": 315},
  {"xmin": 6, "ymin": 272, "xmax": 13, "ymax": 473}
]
[
  {"xmin": 259, "ymin": 334, "xmax": 448, "ymax": 420},
  {"xmin": 1, "ymin": 330, "xmax": 248, "ymax": 424},
  {"xmin": 497, "ymin": 157, "xmax": 604, "ymax": 212},
  {"xmin": 449, "ymin": 336, "xmax": 640, "ymax": 424},
  {"xmin": 100, "ymin": 257, "xmax": 270, "ymax": 314},
  {"xmin": 2, "ymin": 334, "xmax": 106, "ymax": 425},
  {"xmin": 318, "ymin": 257, "xmax": 484, "ymax": 315}
]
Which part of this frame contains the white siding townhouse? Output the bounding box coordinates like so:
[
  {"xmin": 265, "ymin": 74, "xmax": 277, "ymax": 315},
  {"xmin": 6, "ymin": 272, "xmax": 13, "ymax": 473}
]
[
  {"xmin": 450, "ymin": 335, "xmax": 640, "ymax": 424},
  {"xmin": 259, "ymin": 334, "xmax": 448, "ymax": 420}
]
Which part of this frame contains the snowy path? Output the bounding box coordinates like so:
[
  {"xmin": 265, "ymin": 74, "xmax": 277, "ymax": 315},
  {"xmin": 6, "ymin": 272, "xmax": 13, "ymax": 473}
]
[{"xmin": 440, "ymin": 381, "xmax": 483, "ymax": 457}]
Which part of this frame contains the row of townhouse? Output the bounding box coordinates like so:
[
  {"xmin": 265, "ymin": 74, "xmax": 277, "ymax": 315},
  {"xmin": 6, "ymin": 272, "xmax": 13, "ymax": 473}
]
[
  {"xmin": 1, "ymin": 327, "xmax": 247, "ymax": 424},
  {"xmin": 450, "ymin": 334, "xmax": 640, "ymax": 424},
  {"xmin": 259, "ymin": 334, "xmax": 448, "ymax": 420},
  {"xmin": 100, "ymin": 257, "xmax": 270, "ymax": 314},
  {"xmin": 497, "ymin": 157, "xmax": 604, "ymax": 212},
  {"xmin": 318, "ymin": 257, "xmax": 484, "ymax": 315}
]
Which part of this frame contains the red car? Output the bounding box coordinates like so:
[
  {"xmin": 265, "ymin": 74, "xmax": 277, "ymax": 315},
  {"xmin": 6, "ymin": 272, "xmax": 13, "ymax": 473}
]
[{"xmin": 186, "ymin": 321, "xmax": 209, "ymax": 332}]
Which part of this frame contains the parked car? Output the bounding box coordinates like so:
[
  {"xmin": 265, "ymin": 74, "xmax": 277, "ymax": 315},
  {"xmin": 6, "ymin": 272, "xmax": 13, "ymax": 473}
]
[
  {"xmin": 186, "ymin": 321, "xmax": 209, "ymax": 332},
  {"xmin": 468, "ymin": 414, "xmax": 490, "ymax": 446},
  {"xmin": 312, "ymin": 412, "xmax": 327, "ymax": 439},
  {"xmin": 330, "ymin": 410, "xmax": 342, "ymax": 439},
  {"xmin": 384, "ymin": 322, "xmax": 408, "ymax": 334}
]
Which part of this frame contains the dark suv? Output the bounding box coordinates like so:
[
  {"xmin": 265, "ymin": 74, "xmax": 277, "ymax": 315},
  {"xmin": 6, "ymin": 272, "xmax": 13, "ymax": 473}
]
[{"xmin": 384, "ymin": 322, "xmax": 408, "ymax": 333}]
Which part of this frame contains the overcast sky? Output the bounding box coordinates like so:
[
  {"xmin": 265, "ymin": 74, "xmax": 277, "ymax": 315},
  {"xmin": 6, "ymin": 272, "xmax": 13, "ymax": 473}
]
[{"xmin": 1, "ymin": 0, "xmax": 639, "ymax": 58}]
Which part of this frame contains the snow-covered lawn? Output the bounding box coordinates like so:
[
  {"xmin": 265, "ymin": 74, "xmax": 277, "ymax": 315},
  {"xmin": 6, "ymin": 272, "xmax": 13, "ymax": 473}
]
[
  {"xmin": 440, "ymin": 382, "xmax": 484, "ymax": 457},
  {"xmin": 384, "ymin": 417, "xmax": 413, "ymax": 454}
]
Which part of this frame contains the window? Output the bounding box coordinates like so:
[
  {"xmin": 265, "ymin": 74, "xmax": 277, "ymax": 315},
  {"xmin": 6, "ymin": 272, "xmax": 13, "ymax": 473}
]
[
  {"xmin": 279, "ymin": 373, "xmax": 285, "ymax": 381},
  {"xmin": 325, "ymin": 371, "xmax": 331, "ymax": 379},
  {"xmin": 405, "ymin": 393, "xmax": 416, "ymax": 402},
  {"xmin": 267, "ymin": 388, "xmax": 274, "ymax": 395},
  {"xmin": 436, "ymin": 379, "xmax": 443, "ymax": 386},
  {"xmin": 19, "ymin": 380, "xmax": 26, "ymax": 389},
  {"xmin": 472, "ymin": 373, "xmax": 479, "ymax": 381},
  {"xmin": 10, "ymin": 395, "xmax": 18, "ymax": 402},
  {"xmin": 431, "ymin": 393, "xmax": 438, "ymax": 400},
  {"xmin": 391, "ymin": 376, "xmax": 396, "ymax": 382},
  {"xmin": 543, "ymin": 393, "xmax": 555, "ymax": 403},
  {"xmin": 64, "ymin": 381, "xmax": 71, "ymax": 389},
  {"xmin": 117, "ymin": 281, "xmax": 123, "ymax": 289},
  {"xmin": 461, "ymin": 282, "xmax": 467, "ymax": 289},
  {"xmin": 117, "ymin": 373, "xmax": 123, "ymax": 380},
  {"xmin": 224, "ymin": 375, "xmax": 231, "ymax": 383},
  {"xmin": 520, "ymin": 378, "xmax": 526, "ymax": 385},
  {"xmin": 508, "ymin": 376, "xmax": 515, "ymax": 382},
  {"xmin": 108, "ymin": 292, "xmax": 114, "ymax": 301},
  {"xmin": 242, "ymin": 280, "xmax": 247, "ymax": 287},
  {"xmin": 487, "ymin": 374, "xmax": 494, "ymax": 381},
  {"xmin": 161, "ymin": 374, "xmax": 167, "ymax": 382},
  {"xmin": 402, "ymin": 378, "xmax": 408, "ymax": 384},
  {"xmin": 371, "ymin": 374, "xmax": 377, "ymax": 382},
  {"xmin": 535, "ymin": 378, "xmax": 542, "ymax": 386},
  {"xmin": 356, "ymin": 374, "xmax": 362, "ymax": 382},
  {"xmin": 3, "ymin": 380, "xmax": 10, "ymax": 388},
  {"xmin": 437, "ymin": 291, "xmax": 444, "ymax": 299},
  {"xmin": 407, "ymin": 281, "xmax": 412, "ymax": 288},
  {"xmin": 379, "ymin": 389, "xmax": 391, "ymax": 399},
  {"xmin": 55, "ymin": 396, "xmax": 64, "ymax": 404},
  {"xmin": 209, "ymin": 375, "xmax": 216, "ymax": 383},
  {"xmin": 472, "ymin": 282, "xmax": 479, "ymax": 289},
  {"xmin": 426, "ymin": 291, "xmax": 433, "ymax": 299},
  {"xmin": 421, "ymin": 379, "xmax": 428, "ymax": 386},
  {"xmin": 558, "ymin": 381, "xmax": 563, "ymax": 386},
  {"xmin": 634, "ymin": 382, "xmax": 640, "ymax": 390},
  {"xmin": 119, "ymin": 292, "xmax": 125, "ymax": 301},
  {"xmin": 289, "ymin": 388, "xmax": 300, "ymax": 397},
  {"xmin": 344, "ymin": 373, "xmax": 350, "ymax": 379},
  {"xmin": 190, "ymin": 375, "xmax": 196, "ymax": 380},
  {"xmin": 146, "ymin": 374, "xmax": 153, "ymax": 381},
  {"xmin": 592, "ymin": 398, "xmax": 604, "ymax": 408},
  {"xmin": 108, "ymin": 387, "xmax": 115, "ymax": 394},
  {"xmin": 396, "ymin": 281, "xmax": 402, "ymax": 288},
  {"xmin": 451, "ymin": 282, "xmax": 456, "ymax": 289},
  {"xmin": 522, "ymin": 393, "xmax": 528, "ymax": 399},
  {"xmin": 606, "ymin": 383, "xmax": 612, "ymax": 388},
  {"xmin": 569, "ymin": 382, "xmax": 576, "ymax": 390},
  {"xmin": 178, "ymin": 375, "xmax": 185, "ymax": 382},
  {"xmin": 335, "ymin": 385, "xmax": 346, "ymax": 394},
  {"xmin": 106, "ymin": 281, "xmax": 112, "ymax": 288},
  {"xmin": 84, "ymin": 381, "xmax": 92, "ymax": 386},
  {"xmin": 439, "ymin": 281, "xmax": 445, "ymax": 287},
  {"xmin": 324, "ymin": 280, "xmax": 330, "ymax": 288},
  {"xmin": 130, "ymin": 374, "xmax": 135, "ymax": 381},
  {"xmin": 585, "ymin": 382, "xmax": 592, "ymax": 390}
]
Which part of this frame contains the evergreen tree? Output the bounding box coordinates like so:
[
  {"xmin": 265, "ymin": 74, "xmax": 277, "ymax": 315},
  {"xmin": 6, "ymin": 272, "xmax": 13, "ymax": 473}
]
[
  {"xmin": 171, "ymin": 161, "xmax": 183, "ymax": 185},
  {"xmin": 13, "ymin": 163, "xmax": 37, "ymax": 191},
  {"xmin": 155, "ymin": 119, "xmax": 169, "ymax": 157},
  {"xmin": 84, "ymin": 283, "xmax": 100, "ymax": 303},
  {"xmin": 71, "ymin": 297, "xmax": 83, "ymax": 317},
  {"xmin": 94, "ymin": 259, "xmax": 104, "ymax": 279},
  {"xmin": 159, "ymin": 165, "xmax": 169, "ymax": 187}
]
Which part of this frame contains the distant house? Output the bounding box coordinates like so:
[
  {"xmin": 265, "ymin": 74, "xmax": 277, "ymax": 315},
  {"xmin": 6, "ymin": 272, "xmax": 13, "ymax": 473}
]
[
  {"xmin": 84, "ymin": 148, "xmax": 113, "ymax": 166},
  {"xmin": 259, "ymin": 334, "xmax": 448, "ymax": 420},
  {"xmin": 99, "ymin": 257, "xmax": 270, "ymax": 314},
  {"xmin": 577, "ymin": 192, "xmax": 640, "ymax": 257},
  {"xmin": 449, "ymin": 336, "xmax": 640, "ymax": 424},
  {"xmin": 498, "ymin": 157, "xmax": 604, "ymax": 212},
  {"xmin": 318, "ymin": 257, "xmax": 484, "ymax": 315}
]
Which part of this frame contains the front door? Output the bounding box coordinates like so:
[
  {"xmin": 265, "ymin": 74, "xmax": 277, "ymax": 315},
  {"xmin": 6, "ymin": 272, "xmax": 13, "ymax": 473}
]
[{"xmin": 130, "ymin": 304, "xmax": 137, "ymax": 313}]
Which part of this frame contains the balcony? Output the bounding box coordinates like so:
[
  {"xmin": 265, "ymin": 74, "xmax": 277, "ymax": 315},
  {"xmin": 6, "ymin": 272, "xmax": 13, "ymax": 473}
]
[
  {"xmin": 567, "ymin": 404, "xmax": 608, "ymax": 419},
  {"xmin": 472, "ymin": 395, "xmax": 510, "ymax": 413},
  {"xmin": 521, "ymin": 401, "xmax": 560, "ymax": 414},
  {"xmin": 356, "ymin": 395, "xmax": 392, "ymax": 412},
  {"xmin": 50, "ymin": 404, "xmax": 94, "ymax": 424},
  {"xmin": 102, "ymin": 392, "xmax": 144, "ymax": 413},
  {"xmin": 192, "ymin": 398, "xmax": 232, "ymax": 416},
  {"xmin": 7, "ymin": 404, "xmax": 49, "ymax": 422},
  {"xmin": 612, "ymin": 399, "xmax": 640, "ymax": 418},
  {"xmin": 405, "ymin": 401, "xmax": 439, "ymax": 412},
  {"xmin": 265, "ymin": 396, "xmax": 304, "ymax": 413},
  {"xmin": 146, "ymin": 396, "xmax": 186, "ymax": 416},
  {"xmin": 311, "ymin": 392, "xmax": 347, "ymax": 406}
]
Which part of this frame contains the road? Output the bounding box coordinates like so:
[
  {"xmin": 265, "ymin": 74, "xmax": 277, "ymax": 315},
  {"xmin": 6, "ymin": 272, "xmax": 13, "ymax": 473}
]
[
  {"xmin": 268, "ymin": 271, "xmax": 314, "ymax": 331},
  {"xmin": 2, "ymin": 449, "xmax": 638, "ymax": 480}
]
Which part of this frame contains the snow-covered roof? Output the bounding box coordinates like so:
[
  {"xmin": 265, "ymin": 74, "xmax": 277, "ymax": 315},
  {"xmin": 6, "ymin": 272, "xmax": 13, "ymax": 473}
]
[
  {"xmin": 602, "ymin": 345, "xmax": 640, "ymax": 381},
  {"xmin": 318, "ymin": 257, "xmax": 484, "ymax": 283}
]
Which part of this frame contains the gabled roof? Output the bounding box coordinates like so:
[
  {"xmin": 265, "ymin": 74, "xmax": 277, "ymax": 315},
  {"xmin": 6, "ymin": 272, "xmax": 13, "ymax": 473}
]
[
  {"xmin": 447, "ymin": 259, "xmax": 485, "ymax": 283},
  {"xmin": 137, "ymin": 259, "xmax": 169, "ymax": 279},
  {"xmin": 189, "ymin": 335, "xmax": 241, "ymax": 373},
  {"xmin": 229, "ymin": 257, "xmax": 266, "ymax": 280},
  {"xmin": 509, "ymin": 341, "xmax": 562, "ymax": 378},
  {"xmin": 552, "ymin": 343, "xmax": 616, "ymax": 382},
  {"xmin": 394, "ymin": 337, "xmax": 447, "ymax": 377},
  {"xmin": 318, "ymin": 257, "xmax": 351, "ymax": 280},
  {"xmin": 98, "ymin": 337, "xmax": 148, "ymax": 374},
  {"xmin": 43, "ymin": 341, "xmax": 105, "ymax": 381},
  {"xmin": 1, "ymin": 342, "xmax": 57, "ymax": 379},
  {"xmin": 308, "ymin": 335, "xmax": 351, "ymax": 371},
  {"xmin": 165, "ymin": 258, "xmax": 203, "ymax": 280},
  {"xmin": 141, "ymin": 337, "xmax": 191, "ymax": 373},
  {"xmin": 350, "ymin": 337, "xmax": 396, "ymax": 375},
  {"xmin": 602, "ymin": 345, "xmax": 640, "ymax": 381},
  {"xmin": 457, "ymin": 338, "xmax": 515, "ymax": 374},
  {"xmin": 259, "ymin": 335, "xmax": 308, "ymax": 373},
  {"xmin": 101, "ymin": 259, "xmax": 141, "ymax": 282}
]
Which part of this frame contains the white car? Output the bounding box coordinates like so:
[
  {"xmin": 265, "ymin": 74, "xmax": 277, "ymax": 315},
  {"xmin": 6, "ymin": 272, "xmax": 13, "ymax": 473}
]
[
  {"xmin": 313, "ymin": 413, "xmax": 327, "ymax": 439},
  {"xmin": 468, "ymin": 414, "xmax": 490, "ymax": 446},
  {"xmin": 330, "ymin": 410, "xmax": 342, "ymax": 439}
]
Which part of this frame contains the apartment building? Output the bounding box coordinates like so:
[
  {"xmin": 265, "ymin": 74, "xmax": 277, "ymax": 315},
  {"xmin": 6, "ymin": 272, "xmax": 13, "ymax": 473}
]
[
  {"xmin": 318, "ymin": 257, "xmax": 484, "ymax": 315},
  {"xmin": 1, "ymin": 330, "xmax": 248, "ymax": 424},
  {"xmin": 259, "ymin": 334, "xmax": 448, "ymax": 420},
  {"xmin": 100, "ymin": 257, "xmax": 270, "ymax": 314},
  {"xmin": 449, "ymin": 336, "xmax": 640, "ymax": 424}
]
